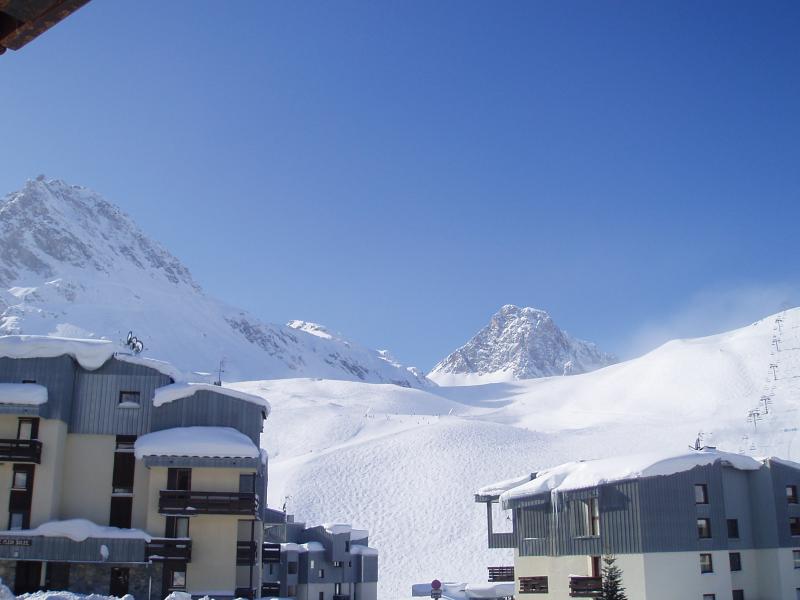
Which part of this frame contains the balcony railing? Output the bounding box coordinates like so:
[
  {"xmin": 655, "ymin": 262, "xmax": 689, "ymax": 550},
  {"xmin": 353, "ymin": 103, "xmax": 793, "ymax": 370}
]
[
  {"xmin": 569, "ymin": 576, "xmax": 602, "ymax": 597},
  {"xmin": 261, "ymin": 584, "xmax": 280, "ymax": 597},
  {"xmin": 488, "ymin": 566, "xmax": 514, "ymax": 582},
  {"xmin": 519, "ymin": 576, "xmax": 548, "ymax": 594},
  {"xmin": 236, "ymin": 541, "xmax": 257, "ymax": 565},
  {"xmin": 0, "ymin": 439, "xmax": 42, "ymax": 463},
  {"xmin": 158, "ymin": 490, "xmax": 257, "ymax": 515},
  {"xmin": 332, "ymin": 595, "xmax": 350, "ymax": 600},
  {"xmin": 145, "ymin": 538, "xmax": 192, "ymax": 563},
  {"xmin": 262, "ymin": 542, "xmax": 281, "ymax": 563},
  {"xmin": 234, "ymin": 587, "xmax": 254, "ymax": 600}
]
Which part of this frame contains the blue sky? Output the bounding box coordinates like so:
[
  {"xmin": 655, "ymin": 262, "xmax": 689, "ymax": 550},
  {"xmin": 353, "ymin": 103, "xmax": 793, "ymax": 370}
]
[{"xmin": 1, "ymin": 1, "xmax": 799, "ymax": 369}]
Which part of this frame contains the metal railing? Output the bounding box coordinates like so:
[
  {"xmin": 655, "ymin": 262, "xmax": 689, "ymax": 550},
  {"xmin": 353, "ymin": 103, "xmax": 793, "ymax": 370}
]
[
  {"xmin": 488, "ymin": 566, "xmax": 514, "ymax": 582},
  {"xmin": 158, "ymin": 490, "xmax": 257, "ymax": 515},
  {"xmin": 569, "ymin": 576, "xmax": 602, "ymax": 597},
  {"xmin": 262, "ymin": 542, "xmax": 281, "ymax": 563},
  {"xmin": 0, "ymin": 439, "xmax": 42, "ymax": 463},
  {"xmin": 145, "ymin": 538, "xmax": 192, "ymax": 562}
]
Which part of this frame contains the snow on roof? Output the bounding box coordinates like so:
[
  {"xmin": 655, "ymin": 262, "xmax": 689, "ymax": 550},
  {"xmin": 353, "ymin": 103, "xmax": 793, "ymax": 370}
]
[
  {"xmin": 498, "ymin": 448, "xmax": 763, "ymax": 503},
  {"xmin": 0, "ymin": 383, "xmax": 47, "ymax": 405},
  {"xmin": 152, "ymin": 382, "xmax": 270, "ymax": 413},
  {"xmin": 0, "ymin": 518, "xmax": 151, "ymax": 542},
  {"xmin": 0, "ymin": 335, "xmax": 183, "ymax": 380},
  {"xmin": 464, "ymin": 582, "xmax": 515, "ymax": 599},
  {"xmin": 322, "ymin": 523, "xmax": 368, "ymax": 540},
  {"xmin": 134, "ymin": 427, "xmax": 260, "ymax": 460},
  {"xmin": 350, "ymin": 544, "xmax": 378, "ymax": 556},
  {"xmin": 476, "ymin": 473, "xmax": 535, "ymax": 497},
  {"xmin": 0, "ymin": 335, "xmax": 114, "ymax": 370},
  {"xmin": 300, "ymin": 541, "xmax": 325, "ymax": 552}
]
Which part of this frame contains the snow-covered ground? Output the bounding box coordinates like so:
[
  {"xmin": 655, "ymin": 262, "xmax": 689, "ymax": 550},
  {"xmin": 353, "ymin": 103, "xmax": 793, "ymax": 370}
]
[{"xmin": 233, "ymin": 307, "xmax": 800, "ymax": 598}]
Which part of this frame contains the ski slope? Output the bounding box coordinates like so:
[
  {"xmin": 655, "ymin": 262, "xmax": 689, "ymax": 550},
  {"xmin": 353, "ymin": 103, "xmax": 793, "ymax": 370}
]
[{"xmin": 232, "ymin": 307, "xmax": 800, "ymax": 598}]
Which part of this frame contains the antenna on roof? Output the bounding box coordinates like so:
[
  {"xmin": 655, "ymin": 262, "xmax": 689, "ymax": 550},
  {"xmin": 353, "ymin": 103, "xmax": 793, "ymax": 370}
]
[
  {"xmin": 690, "ymin": 431, "xmax": 704, "ymax": 451},
  {"xmin": 214, "ymin": 358, "xmax": 226, "ymax": 386},
  {"xmin": 125, "ymin": 331, "xmax": 144, "ymax": 354}
]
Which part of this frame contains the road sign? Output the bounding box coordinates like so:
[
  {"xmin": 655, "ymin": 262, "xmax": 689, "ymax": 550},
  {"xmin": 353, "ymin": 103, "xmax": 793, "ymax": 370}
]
[{"xmin": 430, "ymin": 591, "xmax": 442, "ymax": 599}]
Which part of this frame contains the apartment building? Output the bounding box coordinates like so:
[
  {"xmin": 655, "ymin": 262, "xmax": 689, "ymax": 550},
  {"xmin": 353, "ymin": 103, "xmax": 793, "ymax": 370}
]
[
  {"xmin": 474, "ymin": 448, "xmax": 800, "ymax": 600},
  {"xmin": 261, "ymin": 509, "xmax": 378, "ymax": 600},
  {"xmin": 0, "ymin": 335, "xmax": 271, "ymax": 599}
]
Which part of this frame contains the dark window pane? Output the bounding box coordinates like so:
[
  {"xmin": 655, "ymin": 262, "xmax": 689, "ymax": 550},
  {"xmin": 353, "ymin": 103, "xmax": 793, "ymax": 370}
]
[
  {"xmin": 727, "ymin": 519, "xmax": 740, "ymax": 539},
  {"xmin": 695, "ymin": 484, "xmax": 709, "ymax": 504},
  {"xmin": 729, "ymin": 552, "xmax": 742, "ymax": 572}
]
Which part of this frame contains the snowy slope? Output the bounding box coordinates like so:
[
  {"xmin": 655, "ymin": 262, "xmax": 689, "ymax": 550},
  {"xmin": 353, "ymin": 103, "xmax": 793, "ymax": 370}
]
[
  {"xmin": 0, "ymin": 177, "xmax": 430, "ymax": 386},
  {"xmin": 234, "ymin": 307, "xmax": 800, "ymax": 598},
  {"xmin": 429, "ymin": 304, "xmax": 616, "ymax": 384}
]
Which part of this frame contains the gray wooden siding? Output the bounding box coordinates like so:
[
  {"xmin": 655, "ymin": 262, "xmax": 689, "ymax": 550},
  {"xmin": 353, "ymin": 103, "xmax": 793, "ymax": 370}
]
[
  {"xmin": 70, "ymin": 358, "xmax": 172, "ymax": 435},
  {"xmin": 151, "ymin": 390, "xmax": 265, "ymax": 445},
  {"xmin": 0, "ymin": 536, "xmax": 146, "ymax": 563},
  {"xmin": 0, "ymin": 356, "xmax": 75, "ymax": 422}
]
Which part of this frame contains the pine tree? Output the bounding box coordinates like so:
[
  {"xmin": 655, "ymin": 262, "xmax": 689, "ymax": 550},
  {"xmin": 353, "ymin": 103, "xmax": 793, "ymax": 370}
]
[{"xmin": 600, "ymin": 554, "xmax": 628, "ymax": 600}]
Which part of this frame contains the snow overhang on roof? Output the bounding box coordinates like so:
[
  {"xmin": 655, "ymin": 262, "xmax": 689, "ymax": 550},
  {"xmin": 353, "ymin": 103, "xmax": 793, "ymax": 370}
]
[
  {"xmin": 152, "ymin": 382, "xmax": 271, "ymax": 414},
  {"xmin": 134, "ymin": 426, "xmax": 260, "ymax": 460},
  {"xmin": 0, "ymin": 383, "xmax": 48, "ymax": 406},
  {"xmin": 0, "ymin": 335, "xmax": 181, "ymax": 380},
  {"xmin": 494, "ymin": 449, "xmax": 763, "ymax": 506},
  {"xmin": 475, "ymin": 473, "xmax": 536, "ymax": 502},
  {"xmin": 0, "ymin": 518, "xmax": 151, "ymax": 542}
]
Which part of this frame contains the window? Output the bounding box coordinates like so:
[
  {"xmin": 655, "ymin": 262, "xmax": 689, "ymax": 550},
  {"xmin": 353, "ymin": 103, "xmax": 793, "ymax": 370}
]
[
  {"xmin": 700, "ymin": 553, "xmax": 713, "ymax": 573},
  {"xmin": 21, "ymin": 380, "xmax": 36, "ymax": 384},
  {"xmin": 8, "ymin": 512, "xmax": 25, "ymax": 530},
  {"xmin": 583, "ymin": 497, "xmax": 600, "ymax": 536},
  {"xmin": 727, "ymin": 519, "xmax": 740, "ymax": 539},
  {"xmin": 345, "ymin": 540, "xmax": 351, "ymax": 552},
  {"xmin": 729, "ymin": 552, "xmax": 742, "ymax": 572},
  {"xmin": 170, "ymin": 570, "xmax": 186, "ymax": 590},
  {"xmin": 335, "ymin": 583, "xmax": 342, "ymax": 595},
  {"xmin": 318, "ymin": 568, "xmax": 325, "ymax": 579},
  {"xmin": 166, "ymin": 516, "xmax": 189, "ymax": 538},
  {"xmin": 112, "ymin": 436, "xmax": 136, "ymax": 494},
  {"xmin": 702, "ymin": 595, "xmax": 716, "ymax": 600},
  {"xmin": 17, "ymin": 418, "xmax": 38, "ymax": 440},
  {"xmin": 109, "ymin": 496, "xmax": 133, "ymax": 528},
  {"xmin": 333, "ymin": 561, "xmax": 342, "ymax": 567},
  {"xmin": 115, "ymin": 435, "xmax": 136, "ymax": 451},
  {"xmin": 239, "ymin": 473, "xmax": 255, "ymax": 493},
  {"xmin": 697, "ymin": 518, "xmax": 712, "ymax": 539},
  {"xmin": 118, "ymin": 391, "xmax": 141, "ymax": 407},
  {"xmin": 794, "ymin": 550, "xmax": 800, "ymax": 569},
  {"xmin": 167, "ymin": 468, "xmax": 191, "ymax": 491},
  {"xmin": 732, "ymin": 590, "xmax": 744, "ymax": 600},
  {"xmin": 12, "ymin": 469, "xmax": 29, "ymax": 490},
  {"xmin": 287, "ymin": 562, "xmax": 298, "ymax": 575},
  {"xmin": 590, "ymin": 555, "xmax": 601, "ymax": 577},
  {"xmin": 310, "ymin": 559, "xmax": 315, "ymax": 569},
  {"xmin": 695, "ymin": 484, "xmax": 709, "ymax": 504},
  {"xmin": 789, "ymin": 485, "xmax": 799, "ymax": 504},
  {"xmin": 791, "ymin": 517, "xmax": 800, "ymax": 537},
  {"xmin": 318, "ymin": 592, "xmax": 323, "ymax": 600}
]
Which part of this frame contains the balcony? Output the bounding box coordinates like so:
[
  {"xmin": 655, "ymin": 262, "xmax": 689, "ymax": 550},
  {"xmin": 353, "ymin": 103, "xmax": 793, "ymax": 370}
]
[
  {"xmin": 234, "ymin": 587, "xmax": 254, "ymax": 600},
  {"xmin": 145, "ymin": 538, "xmax": 192, "ymax": 563},
  {"xmin": 0, "ymin": 439, "xmax": 42, "ymax": 463},
  {"xmin": 488, "ymin": 566, "xmax": 514, "ymax": 582},
  {"xmin": 569, "ymin": 576, "xmax": 602, "ymax": 597},
  {"xmin": 158, "ymin": 490, "xmax": 257, "ymax": 515},
  {"xmin": 236, "ymin": 541, "xmax": 257, "ymax": 565},
  {"xmin": 333, "ymin": 596, "xmax": 350, "ymax": 600},
  {"xmin": 519, "ymin": 576, "xmax": 548, "ymax": 594},
  {"xmin": 262, "ymin": 542, "xmax": 281, "ymax": 563}
]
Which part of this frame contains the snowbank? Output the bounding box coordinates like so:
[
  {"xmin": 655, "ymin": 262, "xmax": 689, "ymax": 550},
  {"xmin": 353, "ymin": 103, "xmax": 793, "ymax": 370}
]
[
  {"xmin": 0, "ymin": 518, "xmax": 151, "ymax": 542},
  {"xmin": 134, "ymin": 427, "xmax": 259, "ymax": 459},
  {"xmin": 0, "ymin": 383, "xmax": 47, "ymax": 405},
  {"xmin": 500, "ymin": 448, "xmax": 763, "ymax": 502},
  {"xmin": 153, "ymin": 382, "xmax": 270, "ymax": 412},
  {"xmin": 0, "ymin": 335, "xmax": 114, "ymax": 370},
  {"xmin": 464, "ymin": 582, "xmax": 515, "ymax": 599}
]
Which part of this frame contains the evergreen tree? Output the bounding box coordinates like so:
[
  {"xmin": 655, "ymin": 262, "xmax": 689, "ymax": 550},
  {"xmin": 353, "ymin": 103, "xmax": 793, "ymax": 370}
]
[{"xmin": 600, "ymin": 554, "xmax": 628, "ymax": 600}]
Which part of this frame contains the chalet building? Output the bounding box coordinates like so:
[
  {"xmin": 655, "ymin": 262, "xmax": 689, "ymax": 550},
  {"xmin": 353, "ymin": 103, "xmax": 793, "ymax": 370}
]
[
  {"xmin": 261, "ymin": 509, "xmax": 378, "ymax": 600},
  {"xmin": 475, "ymin": 448, "xmax": 800, "ymax": 600},
  {"xmin": 0, "ymin": 335, "xmax": 378, "ymax": 600}
]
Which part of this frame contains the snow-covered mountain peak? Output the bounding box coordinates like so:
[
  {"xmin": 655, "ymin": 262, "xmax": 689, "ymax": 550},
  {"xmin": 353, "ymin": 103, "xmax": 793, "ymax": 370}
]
[
  {"xmin": 0, "ymin": 177, "xmax": 431, "ymax": 387},
  {"xmin": 0, "ymin": 177, "xmax": 199, "ymax": 291},
  {"xmin": 429, "ymin": 304, "xmax": 616, "ymax": 383}
]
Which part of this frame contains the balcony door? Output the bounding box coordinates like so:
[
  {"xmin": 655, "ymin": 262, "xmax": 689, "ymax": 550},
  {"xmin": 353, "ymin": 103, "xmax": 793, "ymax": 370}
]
[{"xmin": 168, "ymin": 468, "xmax": 191, "ymax": 491}]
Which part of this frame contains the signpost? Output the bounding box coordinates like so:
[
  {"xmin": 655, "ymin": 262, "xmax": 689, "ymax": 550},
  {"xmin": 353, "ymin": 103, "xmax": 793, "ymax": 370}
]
[{"xmin": 430, "ymin": 579, "xmax": 442, "ymax": 599}]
